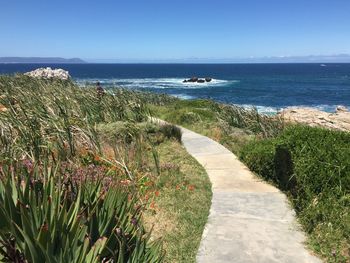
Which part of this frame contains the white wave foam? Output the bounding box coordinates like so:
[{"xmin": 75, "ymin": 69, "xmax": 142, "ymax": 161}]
[
  {"xmin": 173, "ymin": 94, "xmax": 195, "ymax": 100},
  {"xmin": 239, "ymin": 104, "xmax": 281, "ymax": 115},
  {"xmin": 75, "ymin": 77, "xmax": 236, "ymax": 89}
]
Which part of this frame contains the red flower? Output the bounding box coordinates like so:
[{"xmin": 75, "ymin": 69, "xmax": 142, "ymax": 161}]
[{"xmin": 188, "ymin": 185, "xmax": 195, "ymax": 191}]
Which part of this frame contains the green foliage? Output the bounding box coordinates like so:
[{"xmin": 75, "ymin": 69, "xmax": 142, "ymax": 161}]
[
  {"xmin": 240, "ymin": 125, "xmax": 350, "ymax": 261},
  {"xmin": 159, "ymin": 124, "xmax": 182, "ymax": 143},
  {"xmin": 97, "ymin": 121, "xmax": 142, "ymax": 144},
  {"xmin": 149, "ymin": 140, "xmax": 212, "ymax": 263},
  {"xmin": 239, "ymin": 139, "xmax": 276, "ymax": 183},
  {"xmin": 215, "ymin": 103, "xmax": 283, "ymax": 138},
  {"xmin": 0, "ymin": 76, "xmax": 150, "ymax": 162},
  {"xmin": 179, "ymin": 112, "xmax": 202, "ymax": 124},
  {"xmin": 151, "ymin": 99, "xmax": 283, "ymax": 138},
  {"xmin": 0, "ymin": 163, "xmax": 163, "ymax": 263},
  {"xmin": 0, "ymin": 76, "xmax": 166, "ymax": 262}
]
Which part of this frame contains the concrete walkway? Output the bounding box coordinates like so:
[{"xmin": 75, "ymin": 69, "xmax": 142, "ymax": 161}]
[{"xmin": 180, "ymin": 127, "xmax": 321, "ymax": 263}]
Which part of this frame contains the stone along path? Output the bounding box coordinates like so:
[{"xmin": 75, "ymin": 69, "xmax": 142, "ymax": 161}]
[{"xmin": 180, "ymin": 127, "xmax": 321, "ymax": 263}]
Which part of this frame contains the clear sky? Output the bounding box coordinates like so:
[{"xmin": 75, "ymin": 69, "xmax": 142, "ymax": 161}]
[{"xmin": 1, "ymin": 0, "xmax": 350, "ymax": 62}]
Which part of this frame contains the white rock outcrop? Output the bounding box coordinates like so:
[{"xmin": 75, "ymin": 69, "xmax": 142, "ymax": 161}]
[
  {"xmin": 24, "ymin": 67, "xmax": 70, "ymax": 80},
  {"xmin": 279, "ymin": 106, "xmax": 350, "ymax": 132}
]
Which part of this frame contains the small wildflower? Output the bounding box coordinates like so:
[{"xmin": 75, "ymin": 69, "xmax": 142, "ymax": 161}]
[
  {"xmin": 22, "ymin": 159, "xmax": 33, "ymax": 172},
  {"xmin": 188, "ymin": 185, "xmax": 195, "ymax": 191},
  {"xmin": 120, "ymin": 179, "xmax": 131, "ymax": 186},
  {"xmin": 131, "ymin": 218, "xmax": 137, "ymax": 226}
]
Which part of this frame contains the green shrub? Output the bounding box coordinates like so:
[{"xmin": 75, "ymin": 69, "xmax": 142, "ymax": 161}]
[
  {"xmin": 97, "ymin": 121, "xmax": 141, "ymax": 144},
  {"xmin": 159, "ymin": 124, "xmax": 182, "ymax": 143},
  {"xmin": 240, "ymin": 125, "xmax": 350, "ymax": 261},
  {"xmin": 179, "ymin": 112, "xmax": 202, "ymax": 124},
  {"xmin": 240, "ymin": 139, "xmax": 276, "ymax": 182}
]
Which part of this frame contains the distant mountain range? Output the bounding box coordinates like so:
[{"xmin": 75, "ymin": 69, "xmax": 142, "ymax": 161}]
[{"xmin": 0, "ymin": 57, "xmax": 86, "ymax": 63}]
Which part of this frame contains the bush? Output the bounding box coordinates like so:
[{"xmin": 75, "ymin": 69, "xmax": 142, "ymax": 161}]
[
  {"xmin": 239, "ymin": 139, "xmax": 276, "ymax": 182},
  {"xmin": 179, "ymin": 112, "xmax": 202, "ymax": 124},
  {"xmin": 159, "ymin": 124, "xmax": 182, "ymax": 143},
  {"xmin": 239, "ymin": 125, "xmax": 350, "ymax": 261}
]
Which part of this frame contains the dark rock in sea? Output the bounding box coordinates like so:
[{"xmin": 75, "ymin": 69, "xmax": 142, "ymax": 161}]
[{"xmin": 183, "ymin": 76, "xmax": 213, "ymax": 83}]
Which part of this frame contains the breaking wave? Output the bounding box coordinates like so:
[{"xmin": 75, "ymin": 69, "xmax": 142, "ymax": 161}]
[{"xmin": 75, "ymin": 77, "xmax": 237, "ymax": 89}]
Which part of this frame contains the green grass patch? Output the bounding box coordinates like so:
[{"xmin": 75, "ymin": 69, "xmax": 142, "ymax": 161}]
[{"xmin": 144, "ymin": 140, "xmax": 212, "ymax": 263}]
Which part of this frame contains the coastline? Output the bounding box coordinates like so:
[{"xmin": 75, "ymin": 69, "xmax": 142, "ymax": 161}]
[{"xmin": 1, "ymin": 63, "xmax": 350, "ymax": 114}]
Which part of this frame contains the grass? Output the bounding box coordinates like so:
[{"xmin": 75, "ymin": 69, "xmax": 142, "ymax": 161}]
[
  {"xmin": 0, "ymin": 75, "xmax": 212, "ymax": 262},
  {"xmin": 149, "ymin": 98, "xmax": 280, "ymax": 155},
  {"xmin": 150, "ymin": 96, "xmax": 350, "ymax": 262},
  {"xmin": 144, "ymin": 139, "xmax": 212, "ymax": 263}
]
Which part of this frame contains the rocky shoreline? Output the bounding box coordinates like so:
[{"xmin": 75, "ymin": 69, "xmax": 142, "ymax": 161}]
[
  {"xmin": 5, "ymin": 67, "xmax": 350, "ymax": 133},
  {"xmin": 279, "ymin": 106, "xmax": 350, "ymax": 132}
]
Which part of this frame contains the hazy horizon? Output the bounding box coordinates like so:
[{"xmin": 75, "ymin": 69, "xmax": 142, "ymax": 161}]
[{"xmin": 2, "ymin": 54, "xmax": 350, "ymax": 64}]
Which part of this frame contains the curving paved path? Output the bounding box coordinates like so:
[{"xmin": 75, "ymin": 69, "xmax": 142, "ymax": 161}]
[{"xmin": 179, "ymin": 127, "xmax": 321, "ymax": 263}]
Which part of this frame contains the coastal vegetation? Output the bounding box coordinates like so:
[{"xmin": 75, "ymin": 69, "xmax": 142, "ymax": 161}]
[
  {"xmin": 151, "ymin": 97, "xmax": 350, "ymax": 262},
  {"xmin": 240, "ymin": 126, "xmax": 350, "ymax": 262},
  {"xmin": 0, "ymin": 75, "xmax": 211, "ymax": 262},
  {"xmin": 1, "ymin": 74, "xmax": 349, "ymax": 262}
]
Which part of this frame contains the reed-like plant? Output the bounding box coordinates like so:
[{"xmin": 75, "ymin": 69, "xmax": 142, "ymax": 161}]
[
  {"xmin": 0, "ymin": 75, "xmax": 165, "ymax": 262},
  {"xmin": 0, "ymin": 162, "xmax": 163, "ymax": 262}
]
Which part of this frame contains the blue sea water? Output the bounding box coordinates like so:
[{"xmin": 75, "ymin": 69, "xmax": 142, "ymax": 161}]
[{"xmin": 1, "ymin": 63, "xmax": 350, "ymax": 113}]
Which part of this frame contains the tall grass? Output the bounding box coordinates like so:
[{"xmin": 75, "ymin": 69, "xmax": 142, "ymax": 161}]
[
  {"xmin": 150, "ymin": 98, "xmax": 284, "ymax": 139},
  {"xmin": 0, "ymin": 75, "xmax": 165, "ymax": 262},
  {"xmin": 214, "ymin": 103, "xmax": 284, "ymax": 138}
]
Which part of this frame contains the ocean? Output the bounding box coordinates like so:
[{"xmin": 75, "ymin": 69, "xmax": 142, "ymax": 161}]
[{"xmin": 1, "ymin": 63, "xmax": 350, "ymax": 113}]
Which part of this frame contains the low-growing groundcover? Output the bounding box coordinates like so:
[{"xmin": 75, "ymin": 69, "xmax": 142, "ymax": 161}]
[
  {"xmin": 0, "ymin": 76, "xmax": 211, "ymax": 262},
  {"xmin": 240, "ymin": 126, "xmax": 350, "ymax": 262}
]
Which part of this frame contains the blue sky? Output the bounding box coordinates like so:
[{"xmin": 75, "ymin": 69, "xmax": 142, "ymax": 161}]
[{"xmin": 1, "ymin": 0, "xmax": 350, "ymax": 62}]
